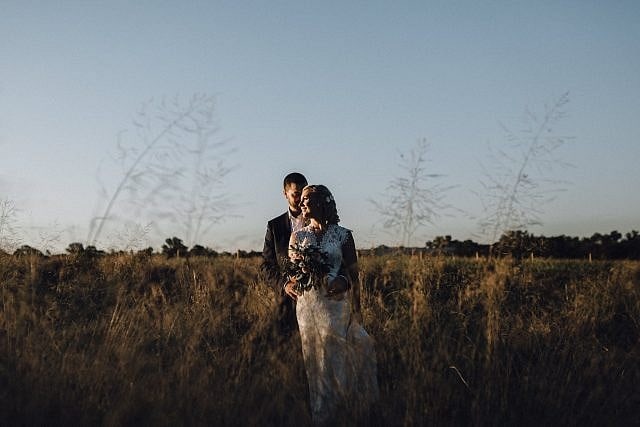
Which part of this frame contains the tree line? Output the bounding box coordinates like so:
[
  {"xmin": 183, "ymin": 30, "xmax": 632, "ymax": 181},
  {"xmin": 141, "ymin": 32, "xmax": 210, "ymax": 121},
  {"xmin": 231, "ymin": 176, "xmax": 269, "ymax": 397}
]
[
  {"xmin": 5, "ymin": 237, "xmax": 261, "ymax": 259},
  {"xmin": 418, "ymin": 229, "xmax": 640, "ymax": 260},
  {"xmin": 5, "ymin": 230, "xmax": 639, "ymax": 260}
]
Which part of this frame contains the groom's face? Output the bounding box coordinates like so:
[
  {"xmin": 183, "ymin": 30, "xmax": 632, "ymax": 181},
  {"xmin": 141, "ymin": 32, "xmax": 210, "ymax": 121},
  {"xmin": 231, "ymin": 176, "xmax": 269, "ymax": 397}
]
[{"xmin": 284, "ymin": 183, "xmax": 305, "ymax": 213}]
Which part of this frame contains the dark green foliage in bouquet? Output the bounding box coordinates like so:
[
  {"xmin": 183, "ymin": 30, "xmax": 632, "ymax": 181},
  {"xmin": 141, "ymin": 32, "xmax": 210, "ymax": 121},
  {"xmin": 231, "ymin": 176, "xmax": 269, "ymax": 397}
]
[{"xmin": 282, "ymin": 243, "xmax": 331, "ymax": 293}]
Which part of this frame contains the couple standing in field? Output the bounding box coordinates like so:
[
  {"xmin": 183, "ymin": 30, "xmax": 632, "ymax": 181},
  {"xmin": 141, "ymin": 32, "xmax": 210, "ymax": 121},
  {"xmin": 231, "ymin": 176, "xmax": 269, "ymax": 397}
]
[{"xmin": 261, "ymin": 172, "xmax": 379, "ymax": 426}]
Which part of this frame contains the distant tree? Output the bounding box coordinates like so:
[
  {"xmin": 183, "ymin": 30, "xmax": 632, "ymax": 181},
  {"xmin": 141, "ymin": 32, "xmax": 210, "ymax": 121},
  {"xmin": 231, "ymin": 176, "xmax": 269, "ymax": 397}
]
[
  {"xmin": 65, "ymin": 242, "xmax": 104, "ymax": 266},
  {"xmin": 620, "ymin": 230, "xmax": 640, "ymax": 259},
  {"xmin": 162, "ymin": 237, "xmax": 188, "ymax": 258},
  {"xmin": 458, "ymin": 239, "xmax": 489, "ymax": 257},
  {"xmin": 370, "ymin": 139, "xmax": 455, "ymax": 246},
  {"xmin": 586, "ymin": 230, "xmax": 624, "ymax": 259},
  {"xmin": 14, "ymin": 245, "xmax": 44, "ymax": 258},
  {"xmin": 544, "ymin": 234, "xmax": 583, "ymax": 258},
  {"xmin": 425, "ymin": 235, "xmax": 489, "ymax": 257},
  {"xmin": 189, "ymin": 244, "xmax": 218, "ymax": 257},
  {"xmin": 426, "ymin": 235, "xmax": 453, "ymax": 254},
  {"xmin": 235, "ymin": 249, "xmax": 261, "ymax": 258},
  {"xmin": 66, "ymin": 242, "xmax": 85, "ymax": 254},
  {"xmin": 494, "ymin": 230, "xmax": 541, "ymax": 259},
  {"xmin": 605, "ymin": 230, "xmax": 623, "ymax": 258},
  {"xmin": 137, "ymin": 247, "xmax": 155, "ymax": 257},
  {"xmin": 84, "ymin": 245, "xmax": 104, "ymax": 257}
]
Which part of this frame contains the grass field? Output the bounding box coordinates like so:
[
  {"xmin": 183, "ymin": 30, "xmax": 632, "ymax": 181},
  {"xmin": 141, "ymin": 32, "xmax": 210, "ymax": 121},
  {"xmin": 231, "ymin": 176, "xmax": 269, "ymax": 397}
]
[{"xmin": 1, "ymin": 251, "xmax": 638, "ymax": 426}]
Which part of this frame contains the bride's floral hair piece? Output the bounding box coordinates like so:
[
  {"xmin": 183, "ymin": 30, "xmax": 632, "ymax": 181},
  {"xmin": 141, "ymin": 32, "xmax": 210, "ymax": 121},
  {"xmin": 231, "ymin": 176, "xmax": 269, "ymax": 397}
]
[{"xmin": 303, "ymin": 184, "xmax": 340, "ymax": 225}]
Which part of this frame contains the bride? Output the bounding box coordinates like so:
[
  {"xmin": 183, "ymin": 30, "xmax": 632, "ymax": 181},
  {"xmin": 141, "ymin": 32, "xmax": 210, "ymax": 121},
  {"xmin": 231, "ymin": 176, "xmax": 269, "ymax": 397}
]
[{"xmin": 284, "ymin": 184, "xmax": 379, "ymax": 425}]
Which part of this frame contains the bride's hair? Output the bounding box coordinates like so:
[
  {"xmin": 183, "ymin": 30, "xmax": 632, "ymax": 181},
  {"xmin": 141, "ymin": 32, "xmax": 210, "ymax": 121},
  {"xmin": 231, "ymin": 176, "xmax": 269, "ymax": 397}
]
[{"xmin": 303, "ymin": 185, "xmax": 340, "ymax": 225}]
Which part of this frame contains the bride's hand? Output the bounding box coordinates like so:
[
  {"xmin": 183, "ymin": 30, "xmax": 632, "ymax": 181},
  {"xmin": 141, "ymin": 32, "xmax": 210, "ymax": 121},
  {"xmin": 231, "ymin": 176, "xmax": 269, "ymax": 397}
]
[
  {"xmin": 284, "ymin": 280, "xmax": 300, "ymax": 300},
  {"xmin": 325, "ymin": 276, "xmax": 348, "ymax": 299}
]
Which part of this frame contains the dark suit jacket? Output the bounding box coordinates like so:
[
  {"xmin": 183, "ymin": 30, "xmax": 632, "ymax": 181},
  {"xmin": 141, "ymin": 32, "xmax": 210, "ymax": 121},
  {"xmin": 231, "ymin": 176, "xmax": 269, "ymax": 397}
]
[
  {"xmin": 261, "ymin": 211, "xmax": 351, "ymax": 336},
  {"xmin": 261, "ymin": 211, "xmax": 297, "ymax": 335}
]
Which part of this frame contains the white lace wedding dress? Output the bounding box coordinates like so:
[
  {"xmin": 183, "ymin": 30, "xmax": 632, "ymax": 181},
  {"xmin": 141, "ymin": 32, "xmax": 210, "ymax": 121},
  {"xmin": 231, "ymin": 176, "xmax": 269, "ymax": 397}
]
[{"xmin": 292, "ymin": 224, "xmax": 379, "ymax": 425}]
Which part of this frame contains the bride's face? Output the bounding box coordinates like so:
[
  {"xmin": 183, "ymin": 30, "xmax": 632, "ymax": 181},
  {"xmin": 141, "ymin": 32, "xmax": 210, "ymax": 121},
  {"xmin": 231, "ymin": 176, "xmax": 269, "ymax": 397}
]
[{"xmin": 300, "ymin": 190, "xmax": 321, "ymax": 220}]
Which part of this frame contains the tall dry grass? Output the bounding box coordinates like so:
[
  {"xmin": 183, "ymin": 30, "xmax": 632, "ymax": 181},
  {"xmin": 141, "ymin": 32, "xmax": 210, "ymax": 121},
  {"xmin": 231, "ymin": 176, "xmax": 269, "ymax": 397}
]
[{"xmin": 0, "ymin": 251, "xmax": 638, "ymax": 426}]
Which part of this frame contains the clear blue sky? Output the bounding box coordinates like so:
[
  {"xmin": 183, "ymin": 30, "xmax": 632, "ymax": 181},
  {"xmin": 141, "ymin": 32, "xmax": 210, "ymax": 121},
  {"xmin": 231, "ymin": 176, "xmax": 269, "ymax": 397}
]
[{"xmin": 1, "ymin": 1, "xmax": 639, "ymax": 252}]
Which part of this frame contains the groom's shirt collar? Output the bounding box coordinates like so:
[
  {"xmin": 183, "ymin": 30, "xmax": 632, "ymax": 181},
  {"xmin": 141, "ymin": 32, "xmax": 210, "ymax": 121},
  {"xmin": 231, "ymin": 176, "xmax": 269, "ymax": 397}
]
[{"xmin": 288, "ymin": 209, "xmax": 305, "ymax": 233}]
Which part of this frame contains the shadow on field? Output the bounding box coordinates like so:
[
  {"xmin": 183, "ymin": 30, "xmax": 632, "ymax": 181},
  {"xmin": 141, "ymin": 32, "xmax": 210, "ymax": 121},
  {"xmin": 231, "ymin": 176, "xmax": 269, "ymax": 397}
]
[{"xmin": 1, "ymin": 253, "xmax": 639, "ymax": 425}]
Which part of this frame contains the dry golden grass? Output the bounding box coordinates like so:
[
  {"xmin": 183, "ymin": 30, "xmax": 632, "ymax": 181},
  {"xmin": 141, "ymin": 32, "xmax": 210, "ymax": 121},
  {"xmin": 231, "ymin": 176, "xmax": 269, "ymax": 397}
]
[{"xmin": 1, "ymin": 252, "xmax": 638, "ymax": 426}]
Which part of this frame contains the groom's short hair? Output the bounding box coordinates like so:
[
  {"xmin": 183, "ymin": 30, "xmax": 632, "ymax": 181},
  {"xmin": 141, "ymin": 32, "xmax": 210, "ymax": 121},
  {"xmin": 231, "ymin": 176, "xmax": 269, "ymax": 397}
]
[{"xmin": 283, "ymin": 172, "xmax": 307, "ymax": 189}]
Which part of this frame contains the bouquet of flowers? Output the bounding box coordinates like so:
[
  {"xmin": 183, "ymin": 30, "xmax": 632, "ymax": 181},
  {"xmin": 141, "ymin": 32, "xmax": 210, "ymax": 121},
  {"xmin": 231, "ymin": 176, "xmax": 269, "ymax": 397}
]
[{"xmin": 282, "ymin": 243, "xmax": 331, "ymax": 294}]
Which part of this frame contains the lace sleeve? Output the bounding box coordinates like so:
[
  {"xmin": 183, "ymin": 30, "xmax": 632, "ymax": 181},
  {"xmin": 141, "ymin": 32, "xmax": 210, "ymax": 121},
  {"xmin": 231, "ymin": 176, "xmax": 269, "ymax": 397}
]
[{"xmin": 342, "ymin": 230, "xmax": 358, "ymax": 282}]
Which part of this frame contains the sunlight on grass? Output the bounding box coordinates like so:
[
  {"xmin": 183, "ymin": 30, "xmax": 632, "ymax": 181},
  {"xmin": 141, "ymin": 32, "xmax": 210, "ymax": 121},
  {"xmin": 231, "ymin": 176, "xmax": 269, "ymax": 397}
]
[{"xmin": 1, "ymin": 252, "xmax": 638, "ymax": 425}]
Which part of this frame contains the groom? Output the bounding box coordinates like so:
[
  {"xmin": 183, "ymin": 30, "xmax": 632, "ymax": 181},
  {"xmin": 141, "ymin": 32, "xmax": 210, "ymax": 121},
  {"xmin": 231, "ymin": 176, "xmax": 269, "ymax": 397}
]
[{"xmin": 261, "ymin": 172, "xmax": 308, "ymax": 337}]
